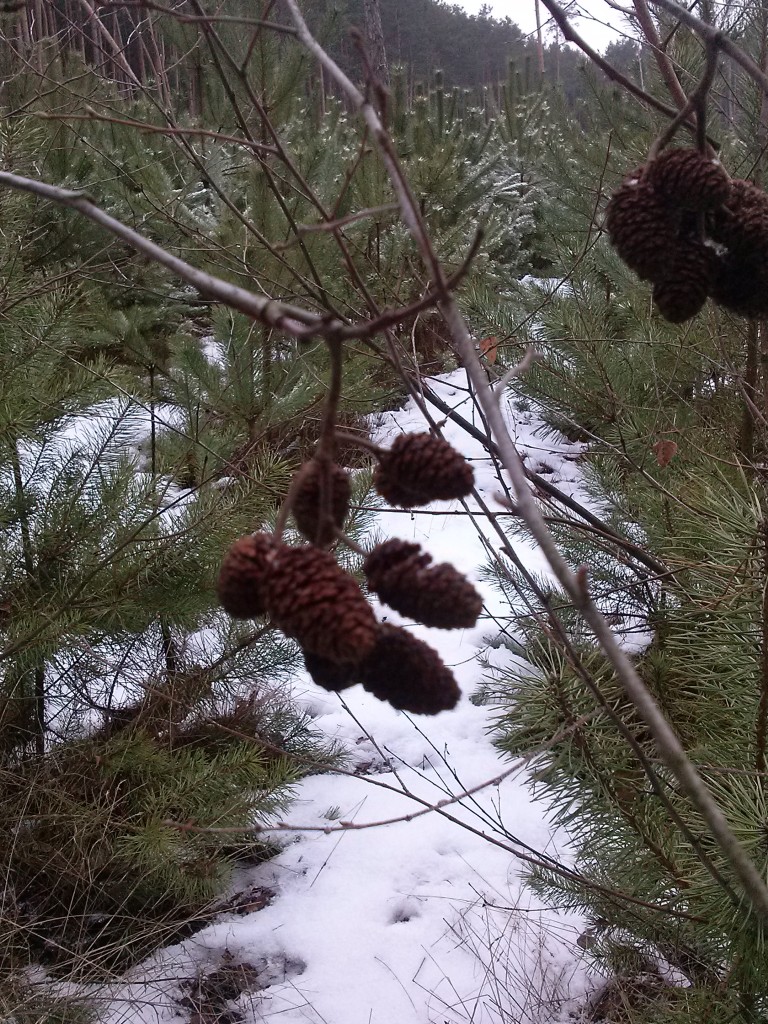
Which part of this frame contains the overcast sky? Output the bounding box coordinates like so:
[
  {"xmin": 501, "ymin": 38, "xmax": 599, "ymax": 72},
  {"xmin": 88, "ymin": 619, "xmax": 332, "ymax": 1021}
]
[{"xmin": 456, "ymin": 1, "xmax": 633, "ymax": 52}]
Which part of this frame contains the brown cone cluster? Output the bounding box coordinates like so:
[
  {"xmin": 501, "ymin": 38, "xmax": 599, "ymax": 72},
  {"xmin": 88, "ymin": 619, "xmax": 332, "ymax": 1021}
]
[
  {"xmin": 710, "ymin": 179, "xmax": 768, "ymax": 255},
  {"xmin": 267, "ymin": 545, "xmax": 377, "ymax": 663},
  {"xmin": 217, "ymin": 532, "xmax": 375, "ymax": 664},
  {"xmin": 216, "ymin": 533, "xmax": 278, "ymax": 618},
  {"xmin": 606, "ymin": 149, "xmax": 768, "ymax": 322},
  {"xmin": 364, "ymin": 539, "xmax": 483, "ymax": 629},
  {"xmin": 291, "ymin": 459, "xmax": 351, "ymax": 548},
  {"xmin": 651, "ymin": 241, "xmax": 715, "ymax": 324},
  {"xmin": 217, "ymin": 423, "xmax": 481, "ymax": 715},
  {"xmin": 217, "ymin": 530, "xmax": 464, "ymax": 714},
  {"xmin": 706, "ymin": 179, "xmax": 768, "ymax": 318},
  {"xmin": 374, "ymin": 432, "xmax": 474, "ymax": 508},
  {"xmin": 605, "ymin": 175, "xmax": 678, "ymax": 283},
  {"xmin": 303, "ymin": 651, "xmax": 359, "ymax": 692},
  {"xmin": 645, "ymin": 147, "xmax": 731, "ymax": 210},
  {"xmin": 305, "ymin": 623, "xmax": 460, "ymax": 714},
  {"xmin": 360, "ymin": 624, "xmax": 461, "ymax": 715},
  {"xmin": 708, "ymin": 250, "xmax": 768, "ymax": 317}
]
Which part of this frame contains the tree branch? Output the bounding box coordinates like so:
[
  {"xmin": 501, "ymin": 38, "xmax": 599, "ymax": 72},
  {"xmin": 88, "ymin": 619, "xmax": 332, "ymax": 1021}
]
[
  {"xmin": 283, "ymin": 0, "xmax": 768, "ymax": 920},
  {"xmin": 0, "ymin": 169, "xmax": 334, "ymax": 333},
  {"xmin": 539, "ymin": 0, "xmax": 716, "ymax": 144},
  {"xmin": 649, "ymin": 0, "xmax": 768, "ymax": 96},
  {"xmin": 633, "ymin": 0, "xmax": 689, "ymax": 110}
]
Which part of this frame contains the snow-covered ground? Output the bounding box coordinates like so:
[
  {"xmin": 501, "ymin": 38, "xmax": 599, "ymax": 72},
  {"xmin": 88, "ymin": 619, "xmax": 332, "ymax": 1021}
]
[{"xmin": 99, "ymin": 370, "xmax": 599, "ymax": 1024}]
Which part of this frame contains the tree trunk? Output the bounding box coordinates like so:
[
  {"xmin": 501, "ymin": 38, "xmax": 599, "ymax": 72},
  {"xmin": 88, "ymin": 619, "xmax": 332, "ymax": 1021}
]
[{"xmin": 363, "ymin": 0, "xmax": 389, "ymax": 88}]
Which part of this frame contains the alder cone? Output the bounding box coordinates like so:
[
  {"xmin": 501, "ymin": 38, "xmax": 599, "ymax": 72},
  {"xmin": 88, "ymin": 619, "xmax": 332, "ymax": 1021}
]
[
  {"xmin": 647, "ymin": 148, "xmax": 730, "ymax": 211},
  {"xmin": 709, "ymin": 179, "xmax": 768, "ymax": 257},
  {"xmin": 267, "ymin": 545, "xmax": 377, "ymax": 663},
  {"xmin": 217, "ymin": 532, "xmax": 279, "ymax": 618},
  {"xmin": 303, "ymin": 651, "xmax": 359, "ymax": 692},
  {"xmin": 374, "ymin": 433, "xmax": 474, "ymax": 508},
  {"xmin": 291, "ymin": 460, "xmax": 351, "ymax": 547},
  {"xmin": 360, "ymin": 623, "xmax": 461, "ymax": 715},
  {"xmin": 605, "ymin": 178, "xmax": 676, "ymax": 282},
  {"xmin": 364, "ymin": 538, "xmax": 482, "ymax": 629},
  {"xmin": 652, "ymin": 241, "xmax": 714, "ymax": 323},
  {"xmin": 709, "ymin": 251, "xmax": 768, "ymax": 318}
]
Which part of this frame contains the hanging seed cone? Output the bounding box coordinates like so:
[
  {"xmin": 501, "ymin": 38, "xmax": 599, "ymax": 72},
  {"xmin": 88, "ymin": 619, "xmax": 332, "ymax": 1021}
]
[
  {"xmin": 364, "ymin": 539, "xmax": 483, "ymax": 629},
  {"xmin": 605, "ymin": 175, "xmax": 678, "ymax": 282},
  {"xmin": 360, "ymin": 623, "xmax": 461, "ymax": 715},
  {"xmin": 646, "ymin": 148, "xmax": 731, "ymax": 211},
  {"xmin": 374, "ymin": 433, "xmax": 474, "ymax": 508},
  {"xmin": 709, "ymin": 179, "xmax": 768, "ymax": 257},
  {"xmin": 217, "ymin": 532, "xmax": 280, "ymax": 618},
  {"xmin": 291, "ymin": 460, "xmax": 351, "ymax": 548},
  {"xmin": 267, "ymin": 545, "xmax": 377, "ymax": 663},
  {"xmin": 303, "ymin": 651, "xmax": 359, "ymax": 692},
  {"xmin": 709, "ymin": 251, "xmax": 768, "ymax": 319},
  {"xmin": 652, "ymin": 241, "xmax": 714, "ymax": 323}
]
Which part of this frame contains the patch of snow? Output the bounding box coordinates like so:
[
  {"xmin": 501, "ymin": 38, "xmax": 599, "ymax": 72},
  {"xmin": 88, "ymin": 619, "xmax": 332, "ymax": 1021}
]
[{"xmin": 94, "ymin": 368, "xmax": 599, "ymax": 1024}]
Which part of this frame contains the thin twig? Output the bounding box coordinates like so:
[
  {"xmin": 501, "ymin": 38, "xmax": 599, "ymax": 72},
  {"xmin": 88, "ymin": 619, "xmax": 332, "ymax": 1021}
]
[
  {"xmin": 333, "ymin": 429, "xmax": 382, "ymax": 457},
  {"xmin": 633, "ymin": 0, "xmax": 689, "ymax": 110},
  {"xmin": 280, "ymin": 203, "xmax": 399, "ymax": 242},
  {"xmin": 495, "ymin": 346, "xmax": 542, "ymax": 394},
  {"xmin": 419, "ymin": 383, "xmax": 671, "ymax": 578},
  {"xmin": 649, "ymin": 37, "xmax": 721, "ymax": 158},
  {"xmin": 649, "ymin": 0, "xmax": 768, "ymax": 97},
  {"xmin": 35, "ymin": 106, "xmax": 279, "ymax": 154},
  {"xmin": 283, "ymin": 0, "xmax": 768, "ymax": 919},
  {"xmin": 96, "ymin": 1, "xmax": 299, "ymax": 34},
  {"xmin": 538, "ymin": 0, "xmax": 717, "ymax": 145}
]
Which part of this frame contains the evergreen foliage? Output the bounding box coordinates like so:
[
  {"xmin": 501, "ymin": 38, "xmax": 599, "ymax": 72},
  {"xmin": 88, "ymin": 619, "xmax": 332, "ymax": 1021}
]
[
  {"xmin": 0, "ymin": 44, "xmax": 349, "ymax": 990},
  {"xmin": 333, "ymin": 0, "xmax": 599, "ymax": 97},
  {"xmin": 477, "ymin": 27, "xmax": 768, "ymax": 1019},
  {"xmin": 0, "ymin": 0, "xmax": 542, "ymax": 1011}
]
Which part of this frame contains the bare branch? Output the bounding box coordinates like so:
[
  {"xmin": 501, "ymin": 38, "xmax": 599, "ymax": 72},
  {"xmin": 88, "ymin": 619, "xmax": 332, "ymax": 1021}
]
[
  {"xmin": 650, "ymin": 36, "xmax": 721, "ymax": 156},
  {"xmin": 649, "ymin": 0, "xmax": 768, "ymax": 96},
  {"xmin": 0, "ymin": 170, "xmax": 329, "ymax": 333},
  {"xmin": 35, "ymin": 106, "xmax": 280, "ymax": 155},
  {"xmin": 633, "ymin": 0, "xmax": 689, "ymax": 110},
  {"xmin": 96, "ymin": 1, "xmax": 299, "ymax": 34},
  {"xmin": 284, "ymin": 204, "xmax": 399, "ymax": 241},
  {"xmin": 494, "ymin": 346, "xmax": 542, "ymax": 395},
  {"xmin": 538, "ymin": 0, "xmax": 716, "ymax": 144},
  {"xmin": 283, "ymin": 0, "xmax": 768, "ymax": 919}
]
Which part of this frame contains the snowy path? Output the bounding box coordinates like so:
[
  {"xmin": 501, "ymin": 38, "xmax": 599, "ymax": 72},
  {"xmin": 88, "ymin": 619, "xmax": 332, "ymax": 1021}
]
[{"xmin": 107, "ymin": 371, "xmax": 596, "ymax": 1024}]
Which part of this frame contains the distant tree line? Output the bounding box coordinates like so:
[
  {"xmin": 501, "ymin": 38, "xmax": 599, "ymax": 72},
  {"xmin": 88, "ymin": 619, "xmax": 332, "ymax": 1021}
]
[{"xmin": 331, "ymin": 0, "xmax": 644, "ymax": 97}]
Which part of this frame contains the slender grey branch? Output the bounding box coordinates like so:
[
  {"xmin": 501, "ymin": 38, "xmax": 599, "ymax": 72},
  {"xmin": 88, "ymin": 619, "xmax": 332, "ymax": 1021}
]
[
  {"xmin": 0, "ymin": 172, "xmax": 458, "ymax": 345},
  {"xmin": 283, "ymin": 0, "xmax": 768, "ymax": 919},
  {"xmin": 649, "ymin": 0, "xmax": 768, "ymax": 96},
  {"xmin": 496, "ymin": 346, "xmax": 542, "ymax": 393},
  {"xmin": 0, "ymin": 170, "xmax": 333, "ymax": 334},
  {"xmin": 538, "ymin": 0, "xmax": 713, "ymax": 141},
  {"xmin": 633, "ymin": 0, "xmax": 689, "ymax": 110}
]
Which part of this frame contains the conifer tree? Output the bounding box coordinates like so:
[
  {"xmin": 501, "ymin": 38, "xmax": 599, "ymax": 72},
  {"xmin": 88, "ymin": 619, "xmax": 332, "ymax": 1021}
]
[
  {"xmin": 0, "ymin": 1, "xmax": 544, "ymax": 1012},
  {"xmin": 477, "ymin": 13, "xmax": 768, "ymax": 1017}
]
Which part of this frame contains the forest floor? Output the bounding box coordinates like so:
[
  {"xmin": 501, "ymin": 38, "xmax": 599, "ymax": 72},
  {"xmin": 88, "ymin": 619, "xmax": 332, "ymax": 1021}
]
[{"xmin": 93, "ymin": 369, "xmax": 600, "ymax": 1024}]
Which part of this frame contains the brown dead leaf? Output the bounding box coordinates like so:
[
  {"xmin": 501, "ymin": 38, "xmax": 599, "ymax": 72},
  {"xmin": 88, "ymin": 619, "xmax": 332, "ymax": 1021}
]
[
  {"xmin": 479, "ymin": 336, "xmax": 499, "ymax": 364},
  {"xmin": 653, "ymin": 439, "xmax": 678, "ymax": 468}
]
